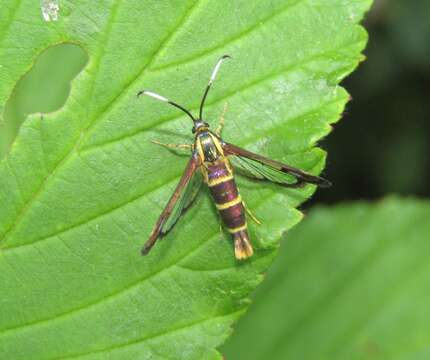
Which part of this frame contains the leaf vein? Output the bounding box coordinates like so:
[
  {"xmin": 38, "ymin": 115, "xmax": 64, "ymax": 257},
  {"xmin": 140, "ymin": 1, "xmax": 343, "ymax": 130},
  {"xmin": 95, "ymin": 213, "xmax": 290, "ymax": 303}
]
[
  {"xmin": 0, "ymin": 226, "xmax": 222, "ymax": 337},
  {"xmin": 0, "ymin": 0, "xmax": 23, "ymax": 45},
  {"xmin": 58, "ymin": 311, "xmax": 242, "ymax": 360},
  {"xmin": 0, "ymin": 190, "xmax": 282, "ymax": 338},
  {"xmin": 2, "ymin": 93, "xmax": 338, "ymax": 253},
  {"xmin": 79, "ymin": 0, "xmax": 203, "ymax": 148},
  {"xmin": 150, "ymin": 0, "xmax": 304, "ymax": 72},
  {"xmin": 82, "ymin": 40, "xmax": 361, "ymax": 154},
  {"xmin": 0, "ymin": 0, "xmax": 124, "ymax": 247}
]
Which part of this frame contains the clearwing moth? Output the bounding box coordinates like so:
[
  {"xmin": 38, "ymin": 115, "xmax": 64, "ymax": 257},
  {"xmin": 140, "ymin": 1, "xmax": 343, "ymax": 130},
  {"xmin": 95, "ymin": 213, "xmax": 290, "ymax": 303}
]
[{"xmin": 138, "ymin": 55, "xmax": 330, "ymax": 260}]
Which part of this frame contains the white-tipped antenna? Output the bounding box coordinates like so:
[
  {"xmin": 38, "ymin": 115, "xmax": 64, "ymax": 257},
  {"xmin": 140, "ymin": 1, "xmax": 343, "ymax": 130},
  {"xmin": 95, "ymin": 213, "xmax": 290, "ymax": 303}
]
[
  {"xmin": 137, "ymin": 90, "xmax": 196, "ymax": 122},
  {"xmin": 199, "ymin": 55, "xmax": 231, "ymax": 119},
  {"xmin": 140, "ymin": 91, "xmax": 168, "ymax": 102}
]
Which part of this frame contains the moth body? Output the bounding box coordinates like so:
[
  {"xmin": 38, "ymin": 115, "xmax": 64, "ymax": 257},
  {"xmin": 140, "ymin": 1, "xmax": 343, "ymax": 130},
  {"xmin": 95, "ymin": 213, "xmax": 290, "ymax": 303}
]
[{"xmin": 195, "ymin": 129, "xmax": 253, "ymax": 259}]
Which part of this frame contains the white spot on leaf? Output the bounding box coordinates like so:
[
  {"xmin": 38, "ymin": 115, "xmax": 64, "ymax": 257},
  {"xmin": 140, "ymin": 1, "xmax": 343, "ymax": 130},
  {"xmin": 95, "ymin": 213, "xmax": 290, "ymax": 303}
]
[{"xmin": 41, "ymin": 0, "xmax": 60, "ymax": 21}]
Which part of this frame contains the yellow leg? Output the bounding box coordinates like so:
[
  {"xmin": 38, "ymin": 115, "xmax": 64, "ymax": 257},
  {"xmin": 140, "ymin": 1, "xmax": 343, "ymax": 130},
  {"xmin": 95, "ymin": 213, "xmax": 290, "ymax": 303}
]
[
  {"xmin": 243, "ymin": 201, "xmax": 262, "ymax": 225},
  {"xmin": 219, "ymin": 221, "xmax": 224, "ymax": 235},
  {"xmin": 215, "ymin": 102, "xmax": 228, "ymax": 136},
  {"xmin": 151, "ymin": 140, "xmax": 192, "ymax": 150},
  {"xmin": 215, "ymin": 211, "xmax": 225, "ymax": 238}
]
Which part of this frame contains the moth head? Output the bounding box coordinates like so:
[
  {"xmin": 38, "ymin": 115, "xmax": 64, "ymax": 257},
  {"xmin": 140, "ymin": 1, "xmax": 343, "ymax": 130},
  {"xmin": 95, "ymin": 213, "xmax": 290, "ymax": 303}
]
[{"xmin": 192, "ymin": 120, "xmax": 210, "ymax": 134}]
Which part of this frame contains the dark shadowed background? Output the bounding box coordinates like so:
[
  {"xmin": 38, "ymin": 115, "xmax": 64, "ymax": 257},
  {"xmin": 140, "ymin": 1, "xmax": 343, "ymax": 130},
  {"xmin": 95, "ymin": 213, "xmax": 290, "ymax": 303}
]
[{"xmin": 312, "ymin": 0, "xmax": 430, "ymax": 204}]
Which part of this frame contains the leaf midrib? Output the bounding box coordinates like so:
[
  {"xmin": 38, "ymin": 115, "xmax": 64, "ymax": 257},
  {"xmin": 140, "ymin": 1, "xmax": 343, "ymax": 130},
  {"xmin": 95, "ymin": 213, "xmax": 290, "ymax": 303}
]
[
  {"xmin": 1, "ymin": 0, "xmax": 357, "ymax": 249},
  {"xmin": 2, "ymin": 90, "xmax": 340, "ymax": 253}
]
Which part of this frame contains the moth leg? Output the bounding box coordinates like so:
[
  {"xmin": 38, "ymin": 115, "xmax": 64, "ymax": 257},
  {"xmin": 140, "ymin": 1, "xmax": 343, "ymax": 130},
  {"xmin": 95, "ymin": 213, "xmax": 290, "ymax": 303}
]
[
  {"xmin": 151, "ymin": 140, "xmax": 193, "ymax": 150},
  {"xmin": 219, "ymin": 221, "xmax": 224, "ymax": 236},
  {"xmin": 215, "ymin": 102, "xmax": 228, "ymax": 136},
  {"xmin": 214, "ymin": 210, "xmax": 225, "ymax": 237},
  {"xmin": 242, "ymin": 201, "xmax": 262, "ymax": 225}
]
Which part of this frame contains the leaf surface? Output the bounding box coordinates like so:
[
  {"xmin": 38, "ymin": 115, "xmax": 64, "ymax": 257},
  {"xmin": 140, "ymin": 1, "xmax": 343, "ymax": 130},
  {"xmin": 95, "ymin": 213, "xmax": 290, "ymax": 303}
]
[
  {"xmin": 0, "ymin": 1, "xmax": 370, "ymax": 358},
  {"xmin": 223, "ymin": 197, "xmax": 430, "ymax": 359}
]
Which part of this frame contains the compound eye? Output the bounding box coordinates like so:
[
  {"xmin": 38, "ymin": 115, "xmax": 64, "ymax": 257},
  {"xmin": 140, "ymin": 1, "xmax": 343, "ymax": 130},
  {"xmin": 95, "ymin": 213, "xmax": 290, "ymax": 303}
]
[{"xmin": 192, "ymin": 127, "xmax": 196, "ymax": 134}]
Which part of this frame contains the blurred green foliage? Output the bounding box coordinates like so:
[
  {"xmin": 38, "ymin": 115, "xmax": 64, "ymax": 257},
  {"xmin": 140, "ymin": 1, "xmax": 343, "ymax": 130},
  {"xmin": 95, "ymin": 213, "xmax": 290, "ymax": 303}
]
[{"xmin": 223, "ymin": 198, "xmax": 430, "ymax": 359}]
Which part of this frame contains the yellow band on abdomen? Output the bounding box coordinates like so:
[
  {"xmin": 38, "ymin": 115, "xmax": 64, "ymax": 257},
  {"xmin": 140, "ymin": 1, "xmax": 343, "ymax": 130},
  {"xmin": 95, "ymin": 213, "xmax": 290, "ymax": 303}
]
[
  {"xmin": 207, "ymin": 174, "xmax": 234, "ymax": 187},
  {"xmin": 215, "ymin": 195, "xmax": 242, "ymax": 210},
  {"xmin": 226, "ymin": 223, "xmax": 247, "ymax": 234}
]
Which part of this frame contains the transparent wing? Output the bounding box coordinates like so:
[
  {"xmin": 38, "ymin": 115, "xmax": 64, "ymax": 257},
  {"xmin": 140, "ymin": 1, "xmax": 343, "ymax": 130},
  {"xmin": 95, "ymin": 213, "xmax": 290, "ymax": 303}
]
[
  {"xmin": 223, "ymin": 142, "xmax": 331, "ymax": 188},
  {"xmin": 142, "ymin": 155, "xmax": 202, "ymax": 255},
  {"xmin": 162, "ymin": 168, "xmax": 202, "ymax": 232},
  {"xmin": 230, "ymin": 155, "xmax": 298, "ymax": 185}
]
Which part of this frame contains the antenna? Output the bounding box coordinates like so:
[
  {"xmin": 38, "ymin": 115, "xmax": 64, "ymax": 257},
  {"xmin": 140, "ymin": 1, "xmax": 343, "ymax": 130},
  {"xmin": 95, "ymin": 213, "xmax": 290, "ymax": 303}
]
[
  {"xmin": 137, "ymin": 90, "xmax": 196, "ymax": 122},
  {"xmin": 199, "ymin": 55, "xmax": 231, "ymax": 119}
]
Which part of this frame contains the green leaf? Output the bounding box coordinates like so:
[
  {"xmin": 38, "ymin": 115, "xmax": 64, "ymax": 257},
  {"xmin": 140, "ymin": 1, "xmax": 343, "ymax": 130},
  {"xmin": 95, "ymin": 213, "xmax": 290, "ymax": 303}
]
[
  {"xmin": 0, "ymin": 43, "xmax": 88, "ymax": 159},
  {"xmin": 222, "ymin": 197, "xmax": 430, "ymax": 359},
  {"xmin": 0, "ymin": 1, "xmax": 371, "ymax": 358}
]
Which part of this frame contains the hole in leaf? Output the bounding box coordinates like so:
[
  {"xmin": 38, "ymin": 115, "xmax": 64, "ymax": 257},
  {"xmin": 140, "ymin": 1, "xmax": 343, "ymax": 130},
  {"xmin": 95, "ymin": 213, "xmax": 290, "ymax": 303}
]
[{"xmin": 0, "ymin": 43, "xmax": 88, "ymax": 159}]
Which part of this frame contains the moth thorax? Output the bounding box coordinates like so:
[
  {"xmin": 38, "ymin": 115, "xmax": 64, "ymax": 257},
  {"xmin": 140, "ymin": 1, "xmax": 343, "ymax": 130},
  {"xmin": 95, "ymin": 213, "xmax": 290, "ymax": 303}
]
[{"xmin": 201, "ymin": 135, "xmax": 220, "ymax": 162}]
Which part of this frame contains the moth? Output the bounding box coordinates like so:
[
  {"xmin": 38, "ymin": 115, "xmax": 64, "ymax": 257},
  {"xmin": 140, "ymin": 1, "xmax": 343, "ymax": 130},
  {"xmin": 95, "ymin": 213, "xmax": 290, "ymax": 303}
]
[{"xmin": 138, "ymin": 55, "xmax": 330, "ymax": 259}]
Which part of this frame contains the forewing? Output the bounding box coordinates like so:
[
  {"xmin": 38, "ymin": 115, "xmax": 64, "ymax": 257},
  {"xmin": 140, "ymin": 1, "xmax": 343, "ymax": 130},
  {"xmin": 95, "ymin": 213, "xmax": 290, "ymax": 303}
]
[
  {"xmin": 163, "ymin": 168, "xmax": 202, "ymax": 232},
  {"xmin": 230, "ymin": 155, "xmax": 297, "ymax": 185},
  {"xmin": 142, "ymin": 155, "xmax": 201, "ymax": 255},
  {"xmin": 223, "ymin": 143, "xmax": 331, "ymax": 188}
]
